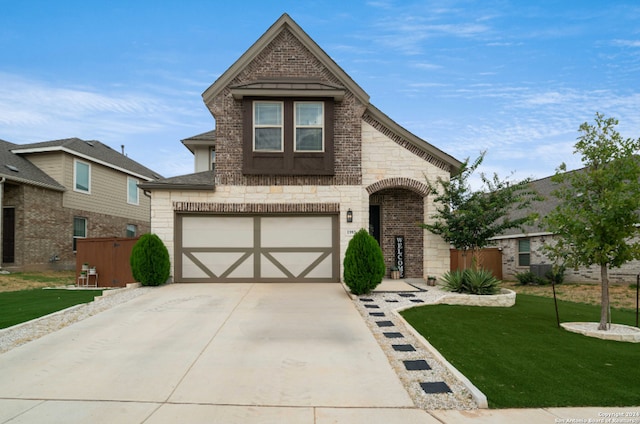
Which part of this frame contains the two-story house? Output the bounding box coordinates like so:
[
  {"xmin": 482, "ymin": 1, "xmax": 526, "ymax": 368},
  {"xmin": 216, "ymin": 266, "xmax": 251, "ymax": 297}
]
[
  {"xmin": 0, "ymin": 137, "xmax": 161, "ymax": 271},
  {"xmin": 142, "ymin": 14, "xmax": 461, "ymax": 283}
]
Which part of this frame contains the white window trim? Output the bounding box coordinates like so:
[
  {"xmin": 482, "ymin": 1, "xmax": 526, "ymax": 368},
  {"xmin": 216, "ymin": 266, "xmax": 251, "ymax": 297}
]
[
  {"xmin": 253, "ymin": 101, "xmax": 284, "ymax": 152},
  {"xmin": 294, "ymin": 101, "xmax": 324, "ymax": 152},
  {"xmin": 127, "ymin": 177, "xmax": 139, "ymax": 205},
  {"xmin": 73, "ymin": 159, "xmax": 91, "ymax": 194}
]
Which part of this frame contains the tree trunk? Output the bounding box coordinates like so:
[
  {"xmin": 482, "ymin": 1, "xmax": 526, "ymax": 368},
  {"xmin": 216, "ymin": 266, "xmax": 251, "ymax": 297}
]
[{"xmin": 598, "ymin": 264, "xmax": 610, "ymax": 331}]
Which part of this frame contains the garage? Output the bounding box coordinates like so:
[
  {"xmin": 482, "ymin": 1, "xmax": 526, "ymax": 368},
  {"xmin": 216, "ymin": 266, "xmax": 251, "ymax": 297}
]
[{"xmin": 175, "ymin": 214, "xmax": 339, "ymax": 283}]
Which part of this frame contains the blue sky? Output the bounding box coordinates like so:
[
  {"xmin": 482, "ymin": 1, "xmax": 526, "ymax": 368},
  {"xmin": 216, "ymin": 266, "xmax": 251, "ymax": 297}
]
[{"xmin": 1, "ymin": 1, "xmax": 639, "ymax": 185}]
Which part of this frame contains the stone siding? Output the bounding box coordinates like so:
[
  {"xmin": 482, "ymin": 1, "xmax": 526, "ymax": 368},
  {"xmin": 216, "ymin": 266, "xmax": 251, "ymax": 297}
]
[{"xmin": 497, "ymin": 235, "xmax": 640, "ymax": 284}]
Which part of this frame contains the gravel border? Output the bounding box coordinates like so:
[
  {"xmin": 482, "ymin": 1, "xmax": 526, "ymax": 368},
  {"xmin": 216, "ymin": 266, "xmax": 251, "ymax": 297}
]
[
  {"xmin": 348, "ymin": 280, "xmax": 481, "ymax": 411},
  {"xmin": 0, "ymin": 285, "xmax": 152, "ymax": 354}
]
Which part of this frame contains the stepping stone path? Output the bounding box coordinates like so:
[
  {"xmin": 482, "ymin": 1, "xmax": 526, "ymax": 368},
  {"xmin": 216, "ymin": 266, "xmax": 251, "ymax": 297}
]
[{"xmin": 355, "ymin": 288, "xmax": 475, "ymax": 410}]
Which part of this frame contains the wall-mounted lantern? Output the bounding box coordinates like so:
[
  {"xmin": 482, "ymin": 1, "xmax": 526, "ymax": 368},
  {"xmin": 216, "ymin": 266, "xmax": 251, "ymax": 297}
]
[{"xmin": 346, "ymin": 209, "xmax": 353, "ymax": 223}]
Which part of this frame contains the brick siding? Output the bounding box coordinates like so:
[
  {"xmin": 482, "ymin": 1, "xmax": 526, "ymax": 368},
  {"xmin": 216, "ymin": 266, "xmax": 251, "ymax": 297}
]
[
  {"xmin": 2, "ymin": 183, "xmax": 149, "ymax": 271},
  {"xmin": 370, "ymin": 188, "xmax": 424, "ymax": 278},
  {"xmin": 207, "ymin": 28, "xmax": 365, "ymax": 187}
]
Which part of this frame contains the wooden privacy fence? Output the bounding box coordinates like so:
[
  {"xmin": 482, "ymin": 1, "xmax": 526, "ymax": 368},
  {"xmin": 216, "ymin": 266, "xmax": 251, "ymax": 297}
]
[
  {"xmin": 450, "ymin": 248, "xmax": 503, "ymax": 280},
  {"xmin": 76, "ymin": 237, "xmax": 139, "ymax": 287}
]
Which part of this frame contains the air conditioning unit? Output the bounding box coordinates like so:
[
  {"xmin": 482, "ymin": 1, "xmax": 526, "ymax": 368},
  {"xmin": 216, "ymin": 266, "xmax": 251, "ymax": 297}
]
[{"xmin": 530, "ymin": 264, "xmax": 552, "ymax": 278}]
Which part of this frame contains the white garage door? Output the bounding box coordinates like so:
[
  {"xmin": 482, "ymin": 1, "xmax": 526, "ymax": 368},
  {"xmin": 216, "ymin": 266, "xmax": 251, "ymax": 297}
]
[{"xmin": 176, "ymin": 214, "xmax": 339, "ymax": 283}]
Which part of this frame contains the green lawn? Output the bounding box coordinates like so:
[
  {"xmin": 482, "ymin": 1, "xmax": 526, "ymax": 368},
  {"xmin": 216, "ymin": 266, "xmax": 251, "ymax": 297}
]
[
  {"xmin": 0, "ymin": 289, "xmax": 103, "ymax": 329},
  {"xmin": 401, "ymin": 294, "xmax": 640, "ymax": 408}
]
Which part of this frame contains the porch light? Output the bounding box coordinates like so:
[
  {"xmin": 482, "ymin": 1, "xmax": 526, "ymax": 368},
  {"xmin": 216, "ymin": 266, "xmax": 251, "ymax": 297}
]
[{"xmin": 346, "ymin": 209, "xmax": 353, "ymax": 223}]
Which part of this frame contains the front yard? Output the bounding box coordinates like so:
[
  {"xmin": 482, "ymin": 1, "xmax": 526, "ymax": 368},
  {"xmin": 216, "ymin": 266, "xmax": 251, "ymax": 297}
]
[{"xmin": 401, "ymin": 293, "xmax": 640, "ymax": 408}]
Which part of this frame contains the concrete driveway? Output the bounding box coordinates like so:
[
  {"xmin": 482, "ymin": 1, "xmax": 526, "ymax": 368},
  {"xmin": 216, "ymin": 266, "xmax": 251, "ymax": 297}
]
[{"xmin": 0, "ymin": 283, "xmax": 435, "ymax": 423}]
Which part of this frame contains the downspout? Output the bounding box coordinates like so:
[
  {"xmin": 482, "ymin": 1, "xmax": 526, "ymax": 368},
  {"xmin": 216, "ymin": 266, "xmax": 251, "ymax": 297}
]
[{"xmin": 143, "ymin": 189, "xmax": 152, "ymax": 233}]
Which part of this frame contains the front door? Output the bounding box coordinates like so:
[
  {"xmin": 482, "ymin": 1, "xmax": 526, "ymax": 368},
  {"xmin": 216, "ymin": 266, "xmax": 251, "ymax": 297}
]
[{"xmin": 2, "ymin": 207, "xmax": 15, "ymax": 264}]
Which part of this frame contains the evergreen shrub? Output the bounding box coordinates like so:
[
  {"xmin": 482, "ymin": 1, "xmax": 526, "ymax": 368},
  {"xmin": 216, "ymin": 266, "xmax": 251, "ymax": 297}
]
[
  {"xmin": 343, "ymin": 229, "xmax": 385, "ymax": 295},
  {"xmin": 130, "ymin": 233, "xmax": 171, "ymax": 286}
]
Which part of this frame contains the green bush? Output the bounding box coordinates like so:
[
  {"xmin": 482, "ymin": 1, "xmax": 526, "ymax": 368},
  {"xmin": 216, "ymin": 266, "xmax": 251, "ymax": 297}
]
[
  {"xmin": 343, "ymin": 229, "xmax": 385, "ymax": 295},
  {"xmin": 130, "ymin": 233, "xmax": 171, "ymax": 286},
  {"xmin": 441, "ymin": 269, "xmax": 467, "ymax": 292},
  {"xmin": 442, "ymin": 268, "xmax": 501, "ymax": 295},
  {"xmin": 545, "ymin": 265, "xmax": 565, "ymax": 285},
  {"xmin": 515, "ymin": 271, "xmax": 544, "ymax": 285}
]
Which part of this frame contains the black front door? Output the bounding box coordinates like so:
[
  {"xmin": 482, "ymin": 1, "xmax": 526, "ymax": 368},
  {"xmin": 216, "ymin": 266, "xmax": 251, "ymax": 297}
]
[
  {"xmin": 369, "ymin": 205, "xmax": 381, "ymax": 245},
  {"xmin": 3, "ymin": 207, "xmax": 15, "ymax": 263}
]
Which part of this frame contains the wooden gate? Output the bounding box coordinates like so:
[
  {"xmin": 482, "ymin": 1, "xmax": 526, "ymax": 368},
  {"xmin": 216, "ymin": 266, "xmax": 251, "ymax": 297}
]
[
  {"xmin": 76, "ymin": 237, "xmax": 139, "ymax": 287},
  {"xmin": 450, "ymin": 248, "xmax": 503, "ymax": 280}
]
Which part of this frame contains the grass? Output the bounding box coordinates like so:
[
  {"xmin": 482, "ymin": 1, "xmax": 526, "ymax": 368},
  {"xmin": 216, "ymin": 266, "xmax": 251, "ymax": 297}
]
[
  {"xmin": 0, "ymin": 270, "xmax": 75, "ymax": 292},
  {"xmin": 0, "ymin": 289, "xmax": 103, "ymax": 329},
  {"xmin": 401, "ymin": 294, "xmax": 640, "ymax": 408}
]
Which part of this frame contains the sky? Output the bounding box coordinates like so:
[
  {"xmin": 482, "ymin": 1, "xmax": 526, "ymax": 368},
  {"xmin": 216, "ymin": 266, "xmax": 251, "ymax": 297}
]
[{"xmin": 1, "ymin": 0, "xmax": 639, "ymax": 186}]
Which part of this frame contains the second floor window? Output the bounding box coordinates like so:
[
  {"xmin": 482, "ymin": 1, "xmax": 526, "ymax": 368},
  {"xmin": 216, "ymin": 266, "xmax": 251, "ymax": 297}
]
[
  {"xmin": 74, "ymin": 160, "xmax": 90, "ymax": 193},
  {"xmin": 127, "ymin": 177, "xmax": 139, "ymax": 205},
  {"xmin": 295, "ymin": 102, "xmax": 324, "ymax": 152},
  {"xmin": 254, "ymin": 101, "xmax": 283, "ymax": 151}
]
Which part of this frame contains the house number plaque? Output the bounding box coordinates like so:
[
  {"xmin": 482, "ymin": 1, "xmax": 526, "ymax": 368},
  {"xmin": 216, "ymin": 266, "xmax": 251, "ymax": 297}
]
[{"xmin": 395, "ymin": 236, "xmax": 405, "ymax": 278}]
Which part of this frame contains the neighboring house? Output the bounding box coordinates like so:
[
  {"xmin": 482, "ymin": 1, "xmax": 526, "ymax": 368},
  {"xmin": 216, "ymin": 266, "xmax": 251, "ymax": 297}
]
[
  {"xmin": 141, "ymin": 14, "xmax": 462, "ymax": 283},
  {"xmin": 492, "ymin": 172, "xmax": 640, "ymax": 283},
  {"xmin": 0, "ymin": 138, "xmax": 161, "ymax": 271}
]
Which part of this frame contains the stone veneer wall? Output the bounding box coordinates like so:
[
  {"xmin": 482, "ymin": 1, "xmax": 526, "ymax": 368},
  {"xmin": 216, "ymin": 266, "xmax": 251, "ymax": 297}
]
[
  {"xmin": 497, "ymin": 235, "xmax": 640, "ymax": 284},
  {"xmin": 152, "ymin": 119, "xmax": 454, "ymax": 281}
]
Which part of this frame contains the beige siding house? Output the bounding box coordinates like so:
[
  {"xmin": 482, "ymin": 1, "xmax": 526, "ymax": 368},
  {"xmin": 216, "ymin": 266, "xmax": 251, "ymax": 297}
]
[
  {"xmin": 0, "ymin": 138, "xmax": 161, "ymax": 271},
  {"xmin": 142, "ymin": 14, "xmax": 461, "ymax": 283}
]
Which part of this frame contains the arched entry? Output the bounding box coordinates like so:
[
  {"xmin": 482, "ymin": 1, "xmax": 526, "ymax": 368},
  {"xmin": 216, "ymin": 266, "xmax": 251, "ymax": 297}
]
[{"xmin": 366, "ymin": 178, "xmax": 430, "ymax": 279}]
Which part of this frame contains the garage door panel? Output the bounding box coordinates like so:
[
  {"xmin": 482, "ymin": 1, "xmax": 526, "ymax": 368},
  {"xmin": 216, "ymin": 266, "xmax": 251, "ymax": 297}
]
[
  {"xmin": 261, "ymin": 216, "xmax": 333, "ymax": 248},
  {"xmin": 178, "ymin": 214, "xmax": 338, "ymax": 283},
  {"xmin": 265, "ymin": 251, "xmax": 332, "ymax": 278},
  {"xmin": 182, "ymin": 216, "xmax": 253, "ymax": 248}
]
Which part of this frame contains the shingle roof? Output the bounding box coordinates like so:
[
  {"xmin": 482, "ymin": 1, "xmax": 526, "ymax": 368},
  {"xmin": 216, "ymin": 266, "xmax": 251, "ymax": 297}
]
[
  {"xmin": 11, "ymin": 138, "xmax": 162, "ymax": 180},
  {"xmin": 0, "ymin": 139, "xmax": 66, "ymax": 191},
  {"xmin": 139, "ymin": 170, "xmax": 215, "ymax": 191}
]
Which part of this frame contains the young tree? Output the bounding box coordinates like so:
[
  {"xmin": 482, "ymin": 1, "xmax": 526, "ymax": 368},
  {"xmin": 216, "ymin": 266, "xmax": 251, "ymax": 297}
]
[
  {"xmin": 544, "ymin": 113, "xmax": 640, "ymax": 331},
  {"xmin": 421, "ymin": 151, "xmax": 540, "ymax": 269}
]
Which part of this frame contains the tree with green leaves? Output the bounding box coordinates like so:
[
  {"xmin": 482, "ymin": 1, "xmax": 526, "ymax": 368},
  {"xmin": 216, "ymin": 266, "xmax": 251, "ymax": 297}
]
[
  {"xmin": 421, "ymin": 151, "xmax": 540, "ymax": 269},
  {"xmin": 544, "ymin": 113, "xmax": 640, "ymax": 331}
]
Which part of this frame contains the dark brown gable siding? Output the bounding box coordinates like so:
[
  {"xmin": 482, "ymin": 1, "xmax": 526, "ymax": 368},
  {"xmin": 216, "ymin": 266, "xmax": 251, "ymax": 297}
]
[{"xmin": 206, "ymin": 28, "xmax": 364, "ymax": 186}]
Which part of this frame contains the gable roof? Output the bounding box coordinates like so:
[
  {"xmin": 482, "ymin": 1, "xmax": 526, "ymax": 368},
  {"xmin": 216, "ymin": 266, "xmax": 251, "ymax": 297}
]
[
  {"xmin": 200, "ymin": 13, "xmax": 461, "ymax": 173},
  {"xmin": 0, "ymin": 139, "xmax": 66, "ymax": 191},
  {"xmin": 181, "ymin": 130, "xmax": 216, "ymax": 154},
  {"xmin": 11, "ymin": 138, "xmax": 162, "ymax": 181},
  {"xmin": 202, "ymin": 13, "xmax": 369, "ymax": 107}
]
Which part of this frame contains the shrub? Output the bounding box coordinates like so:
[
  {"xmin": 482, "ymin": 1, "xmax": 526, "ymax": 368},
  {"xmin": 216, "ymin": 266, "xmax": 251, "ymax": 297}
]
[
  {"xmin": 130, "ymin": 233, "xmax": 171, "ymax": 286},
  {"xmin": 441, "ymin": 269, "xmax": 467, "ymax": 293},
  {"xmin": 545, "ymin": 265, "xmax": 566, "ymax": 285},
  {"xmin": 442, "ymin": 268, "xmax": 501, "ymax": 295},
  {"xmin": 464, "ymin": 268, "xmax": 501, "ymax": 295},
  {"xmin": 515, "ymin": 271, "xmax": 543, "ymax": 285},
  {"xmin": 343, "ymin": 229, "xmax": 385, "ymax": 295}
]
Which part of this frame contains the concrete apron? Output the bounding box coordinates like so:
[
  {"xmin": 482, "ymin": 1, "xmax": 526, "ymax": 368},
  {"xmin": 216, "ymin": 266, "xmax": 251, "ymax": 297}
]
[{"xmin": 0, "ymin": 283, "xmax": 435, "ymax": 424}]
